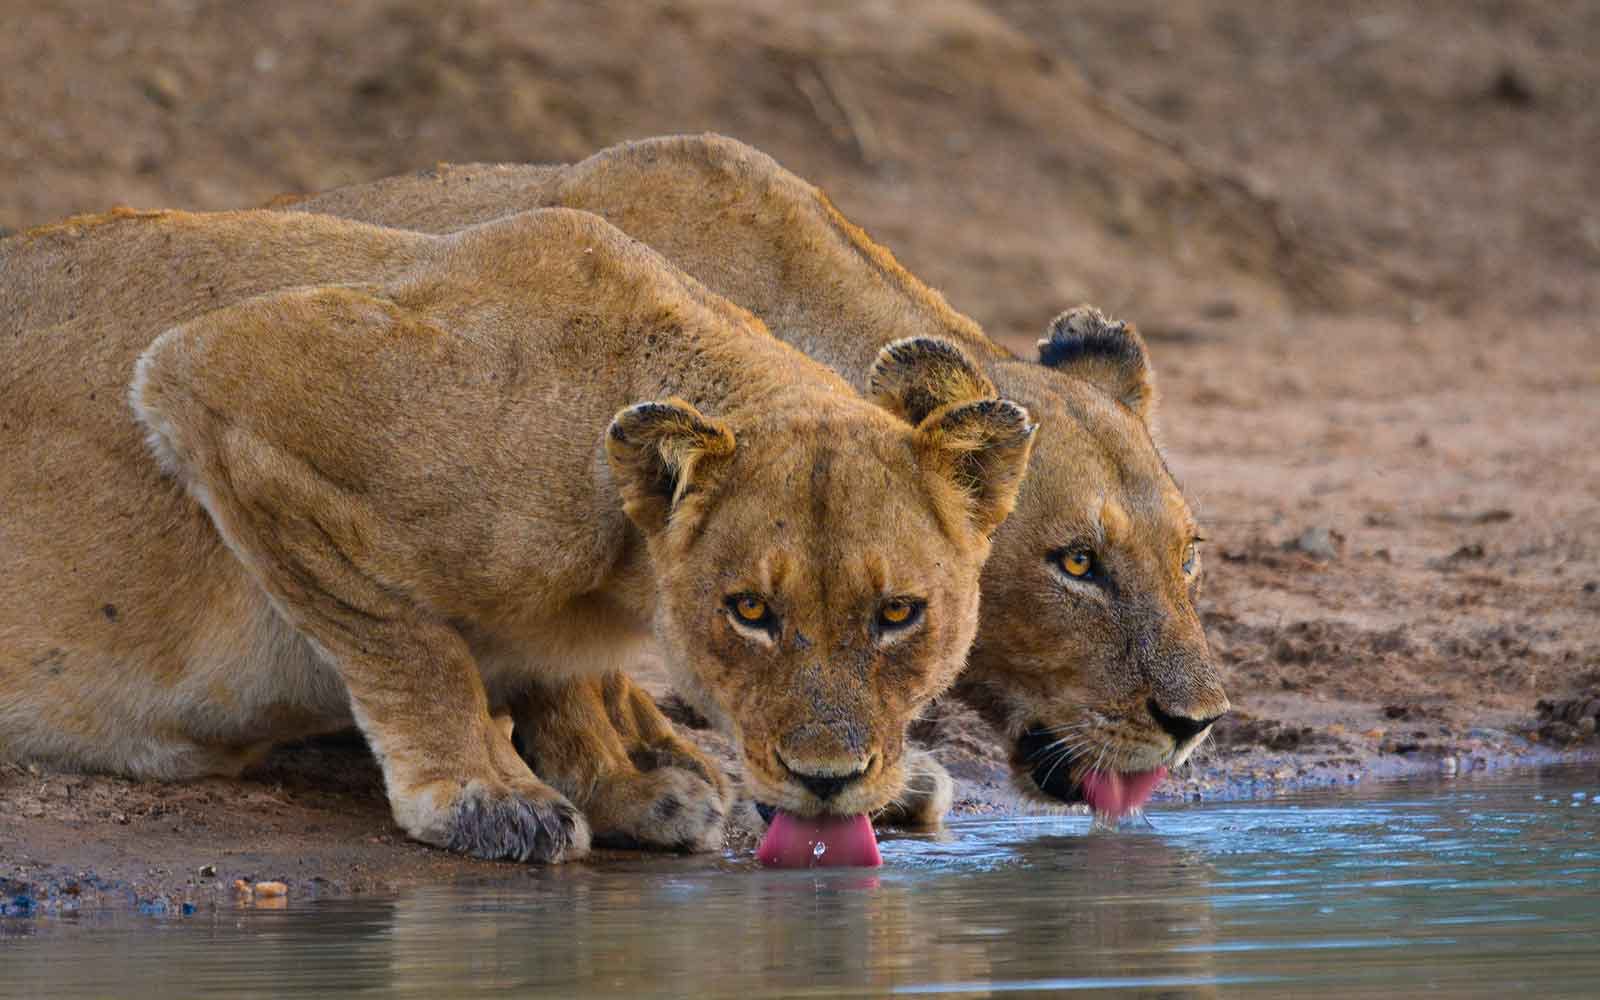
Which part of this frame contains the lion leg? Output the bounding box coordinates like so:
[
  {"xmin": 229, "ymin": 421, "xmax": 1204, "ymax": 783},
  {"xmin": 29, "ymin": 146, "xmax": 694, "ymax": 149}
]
[
  {"xmin": 133, "ymin": 308, "xmax": 591, "ymax": 864},
  {"xmin": 190, "ymin": 473, "xmax": 587, "ymax": 863},
  {"xmin": 872, "ymin": 746, "xmax": 954, "ymax": 830},
  {"xmin": 513, "ymin": 672, "xmax": 731, "ymax": 852}
]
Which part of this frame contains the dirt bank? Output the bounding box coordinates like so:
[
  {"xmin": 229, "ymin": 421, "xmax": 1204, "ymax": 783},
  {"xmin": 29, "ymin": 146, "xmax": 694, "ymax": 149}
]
[{"xmin": 3, "ymin": 0, "xmax": 1597, "ymax": 907}]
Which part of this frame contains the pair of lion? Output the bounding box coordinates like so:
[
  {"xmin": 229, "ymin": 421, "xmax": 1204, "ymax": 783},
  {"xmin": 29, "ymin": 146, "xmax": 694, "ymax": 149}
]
[{"xmin": 0, "ymin": 135, "xmax": 1228, "ymax": 862}]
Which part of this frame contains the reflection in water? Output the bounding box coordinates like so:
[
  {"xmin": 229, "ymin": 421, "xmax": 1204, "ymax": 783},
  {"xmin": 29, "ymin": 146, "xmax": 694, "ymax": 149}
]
[{"xmin": 3, "ymin": 766, "xmax": 1598, "ymax": 998}]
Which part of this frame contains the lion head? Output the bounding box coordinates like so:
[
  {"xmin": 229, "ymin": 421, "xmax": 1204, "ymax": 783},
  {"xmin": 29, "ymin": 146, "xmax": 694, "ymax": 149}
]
[
  {"xmin": 953, "ymin": 307, "xmax": 1229, "ymax": 810},
  {"xmin": 605, "ymin": 338, "xmax": 1035, "ymax": 819}
]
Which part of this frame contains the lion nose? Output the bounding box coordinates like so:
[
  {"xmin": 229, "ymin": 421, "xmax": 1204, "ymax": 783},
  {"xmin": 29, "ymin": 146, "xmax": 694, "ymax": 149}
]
[
  {"xmin": 777, "ymin": 751, "xmax": 871, "ymax": 801},
  {"xmin": 1148, "ymin": 697, "xmax": 1226, "ymax": 744},
  {"xmin": 790, "ymin": 767, "xmax": 867, "ymax": 801}
]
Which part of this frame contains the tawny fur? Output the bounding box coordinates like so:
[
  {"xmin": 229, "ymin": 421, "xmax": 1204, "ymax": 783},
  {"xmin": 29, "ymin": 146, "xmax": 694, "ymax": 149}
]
[
  {"xmin": 0, "ymin": 206, "xmax": 1035, "ymax": 861},
  {"xmin": 287, "ymin": 134, "xmax": 1232, "ymax": 811}
]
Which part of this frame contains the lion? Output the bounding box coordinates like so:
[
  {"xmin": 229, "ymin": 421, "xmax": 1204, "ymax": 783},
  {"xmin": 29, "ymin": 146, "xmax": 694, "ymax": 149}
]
[
  {"xmin": 0, "ymin": 205, "xmax": 1037, "ymax": 861},
  {"xmin": 286, "ymin": 133, "xmax": 1231, "ymax": 820}
]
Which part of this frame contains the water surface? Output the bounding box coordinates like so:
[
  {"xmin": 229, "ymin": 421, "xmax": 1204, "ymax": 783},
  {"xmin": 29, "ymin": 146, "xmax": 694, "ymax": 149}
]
[{"xmin": 4, "ymin": 765, "xmax": 1597, "ymax": 997}]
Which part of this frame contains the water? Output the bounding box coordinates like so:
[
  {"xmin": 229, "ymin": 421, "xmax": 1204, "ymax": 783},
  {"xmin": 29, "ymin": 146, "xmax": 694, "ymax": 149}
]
[{"xmin": 4, "ymin": 765, "xmax": 1598, "ymax": 998}]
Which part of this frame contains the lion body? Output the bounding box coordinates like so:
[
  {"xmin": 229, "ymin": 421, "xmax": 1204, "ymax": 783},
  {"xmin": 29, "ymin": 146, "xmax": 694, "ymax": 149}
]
[
  {"xmin": 288, "ymin": 135, "xmax": 1231, "ymax": 806},
  {"xmin": 0, "ymin": 205, "xmax": 1032, "ymax": 857}
]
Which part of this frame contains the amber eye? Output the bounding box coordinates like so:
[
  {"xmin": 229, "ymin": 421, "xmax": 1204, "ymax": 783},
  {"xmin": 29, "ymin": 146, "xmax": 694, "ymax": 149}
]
[
  {"xmin": 1058, "ymin": 549, "xmax": 1094, "ymax": 578},
  {"xmin": 876, "ymin": 598, "xmax": 924, "ymax": 632},
  {"xmin": 733, "ymin": 595, "xmax": 768, "ymax": 622}
]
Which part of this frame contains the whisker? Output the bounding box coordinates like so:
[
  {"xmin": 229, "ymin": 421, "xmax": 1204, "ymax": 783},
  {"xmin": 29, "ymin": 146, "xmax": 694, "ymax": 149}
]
[
  {"xmin": 1024, "ymin": 731, "xmax": 1092, "ymax": 763},
  {"xmin": 1037, "ymin": 740, "xmax": 1095, "ymax": 791},
  {"xmin": 1032, "ymin": 722, "xmax": 1096, "ymax": 737}
]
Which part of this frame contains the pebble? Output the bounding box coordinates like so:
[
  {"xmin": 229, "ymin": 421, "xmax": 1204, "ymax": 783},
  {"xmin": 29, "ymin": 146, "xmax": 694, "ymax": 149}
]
[
  {"xmin": 142, "ymin": 67, "xmax": 185, "ymax": 108},
  {"xmin": 1293, "ymin": 526, "xmax": 1340, "ymax": 561}
]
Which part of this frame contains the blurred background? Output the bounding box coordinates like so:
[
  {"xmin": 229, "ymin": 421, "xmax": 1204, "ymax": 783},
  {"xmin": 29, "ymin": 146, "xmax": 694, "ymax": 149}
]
[{"xmin": 5, "ymin": 0, "xmax": 1597, "ymax": 775}]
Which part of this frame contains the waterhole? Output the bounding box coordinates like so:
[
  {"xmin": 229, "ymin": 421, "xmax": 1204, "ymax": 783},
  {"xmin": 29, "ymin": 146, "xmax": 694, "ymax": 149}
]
[{"xmin": 3, "ymin": 765, "xmax": 1597, "ymax": 997}]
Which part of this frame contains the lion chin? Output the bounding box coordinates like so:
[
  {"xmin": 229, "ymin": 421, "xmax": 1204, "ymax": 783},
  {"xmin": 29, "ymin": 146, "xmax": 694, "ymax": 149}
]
[{"xmin": 1011, "ymin": 722, "xmax": 1210, "ymax": 819}]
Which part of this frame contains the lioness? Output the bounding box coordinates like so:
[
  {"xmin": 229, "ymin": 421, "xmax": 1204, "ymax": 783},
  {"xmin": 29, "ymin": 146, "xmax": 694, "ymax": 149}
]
[
  {"xmin": 0, "ymin": 206, "xmax": 1036, "ymax": 860},
  {"xmin": 288, "ymin": 134, "xmax": 1231, "ymax": 819}
]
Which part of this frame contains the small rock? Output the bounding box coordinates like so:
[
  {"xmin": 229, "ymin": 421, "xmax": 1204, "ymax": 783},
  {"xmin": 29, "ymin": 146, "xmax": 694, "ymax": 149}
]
[
  {"xmin": 197, "ymin": 864, "xmax": 216, "ymax": 878},
  {"xmin": 1429, "ymin": 543, "xmax": 1487, "ymax": 571},
  {"xmin": 1291, "ymin": 526, "xmax": 1341, "ymax": 562},
  {"xmin": 1489, "ymin": 66, "xmax": 1535, "ymax": 107},
  {"xmin": 1539, "ymin": 721, "xmax": 1580, "ymax": 745},
  {"xmin": 141, "ymin": 67, "xmax": 185, "ymax": 109},
  {"xmin": 1439, "ymin": 757, "xmax": 1459, "ymax": 776}
]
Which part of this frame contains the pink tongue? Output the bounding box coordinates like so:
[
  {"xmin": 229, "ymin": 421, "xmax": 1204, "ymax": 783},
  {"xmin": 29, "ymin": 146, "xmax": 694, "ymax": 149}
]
[
  {"xmin": 1079, "ymin": 766, "xmax": 1168, "ymax": 817},
  {"xmin": 756, "ymin": 811, "xmax": 881, "ymax": 869}
]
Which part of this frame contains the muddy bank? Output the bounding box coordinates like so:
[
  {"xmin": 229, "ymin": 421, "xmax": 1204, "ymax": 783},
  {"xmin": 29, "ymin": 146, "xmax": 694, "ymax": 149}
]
[{"xmin": 5, "ymin": 699, "xmax": 1597, "ymax": 915}]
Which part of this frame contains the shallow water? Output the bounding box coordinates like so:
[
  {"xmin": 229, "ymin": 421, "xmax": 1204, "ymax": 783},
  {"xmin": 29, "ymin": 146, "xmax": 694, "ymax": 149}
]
[{"xmin": 4, "ymin": 765, "xmax": 1598, "ymax": 998}]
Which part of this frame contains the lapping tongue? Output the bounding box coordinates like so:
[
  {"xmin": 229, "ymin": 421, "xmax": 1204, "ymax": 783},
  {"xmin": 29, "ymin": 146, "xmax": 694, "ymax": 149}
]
[
  {"xmin": 1079, "ymin": 766, "xmax": 1168, "ymax": 817},
  {"xmin": 756, "ymin": 811, "xmax": 881, "ymax": 869},
  {"xmin": 754, "ymin": 767, "xmax": 1165, "ymax": 866}
]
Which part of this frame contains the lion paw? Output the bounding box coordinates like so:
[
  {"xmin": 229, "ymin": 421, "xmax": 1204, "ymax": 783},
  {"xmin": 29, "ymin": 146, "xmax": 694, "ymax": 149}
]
[
  {"xmin": 406, "ymin": 778, "xmax": 592, "ymax": 863},
  {"xmin": 872, "ymin": 747, "xmax": 954, "ymax": 830},
  {"xmin": 585, "ymin": 747, "xmax": 731, "ymax": 853}
]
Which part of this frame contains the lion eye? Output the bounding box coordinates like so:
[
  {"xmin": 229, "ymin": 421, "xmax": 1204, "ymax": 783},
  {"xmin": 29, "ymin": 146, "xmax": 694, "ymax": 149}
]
[
  {"xmin": 725, "ymin": 594, "xmax": 776, "ymax": 632},
  {"xmin": 734, "ymin": 596, "xmax": 766, "ymax": 621},
  {"xmin": 876, "ymin": 598, "xmax": 924, "ymax": 633},
  {"xmin": 1058, "ymin": 549, "xmax": 1094, "ymax": 579}
]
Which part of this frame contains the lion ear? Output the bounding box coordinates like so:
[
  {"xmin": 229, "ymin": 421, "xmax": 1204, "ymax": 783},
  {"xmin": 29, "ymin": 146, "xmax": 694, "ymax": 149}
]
[
  {"xmin": 914, "ymin": 398, "xmax": 1037, "ymax": 538},
  {"xmin": 1036, "ymin": 305, "xmax": 1155, "ymax": 420},
  {"xmin": 868, "ymin": 337, "xmax": 997, "ymax": 426},
  {"xmin": 605, "ymin": 398, "xmax": 736, "ymax": 535}
]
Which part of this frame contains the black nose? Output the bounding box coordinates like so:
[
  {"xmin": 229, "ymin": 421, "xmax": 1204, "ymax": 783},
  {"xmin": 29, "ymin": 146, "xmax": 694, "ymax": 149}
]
[
  {"xmin": 1148, "ymin": 698, "xmax": 1225, "ymax": 743},
  {"xmin": 789, "ymin": 767, "xmax": 868, "ymax": 801}
]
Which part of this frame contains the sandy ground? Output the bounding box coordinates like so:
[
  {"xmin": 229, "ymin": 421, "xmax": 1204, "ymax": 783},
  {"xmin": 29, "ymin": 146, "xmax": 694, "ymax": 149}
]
[{"xmin": 3, "ymin": 0, "xmax": 1597, "ymax": 908}]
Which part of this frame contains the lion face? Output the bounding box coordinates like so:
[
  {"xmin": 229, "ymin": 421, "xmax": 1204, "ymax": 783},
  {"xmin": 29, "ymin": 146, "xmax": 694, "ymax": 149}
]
[
  {"xmin": 955, "ymin": 309, "xmax": 1230, "ymax": 808},
  {"xmin": 607, "ymin": 340, "xmax": 1035, "ymax": 817}
]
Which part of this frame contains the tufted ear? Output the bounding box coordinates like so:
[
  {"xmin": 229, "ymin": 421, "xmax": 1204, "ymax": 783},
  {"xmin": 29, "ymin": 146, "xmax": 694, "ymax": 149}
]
[
  {"xmin": 605, "ymin": 398, "xmax": 736, "ymax": 535},
  {"xmin": 915, "ymin": 397, "xmax": 1038, "ymax": 539},
  {"xmin": 1036, "ymin": 305, "xmax": 1155, "ymax": 420},
  {"xmin": 868, "ymin": 337, "xmax": 998, "ymax": 426}
]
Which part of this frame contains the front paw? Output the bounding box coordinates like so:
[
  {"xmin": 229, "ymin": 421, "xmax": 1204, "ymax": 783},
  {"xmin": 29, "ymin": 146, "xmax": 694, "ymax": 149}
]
[
  {"xmin": 399, "ymin": 777, "xmax": 592, "ymax": 863},
  {"xmin": 585, "ymin": 749, "xmax": 731, "ymax": 853},
  {"xmin": 872, "ymin": 748, "xmax": 954, "ymax": 830}
]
